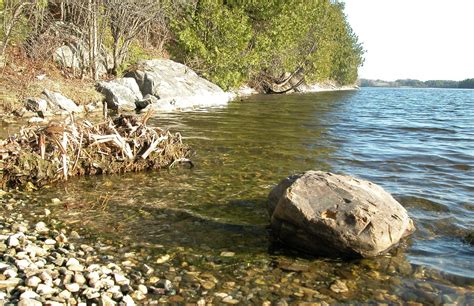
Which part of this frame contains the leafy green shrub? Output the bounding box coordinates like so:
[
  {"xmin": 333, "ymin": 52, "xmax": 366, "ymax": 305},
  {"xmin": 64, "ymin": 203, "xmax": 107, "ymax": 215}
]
[{"xmin": 171, "ymin": 1, "xmax": 253, "ymax": 90}]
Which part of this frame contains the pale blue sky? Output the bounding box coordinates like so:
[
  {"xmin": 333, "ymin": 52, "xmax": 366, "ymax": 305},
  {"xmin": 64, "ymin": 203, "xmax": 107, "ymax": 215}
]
[{"xmin": 342, "ymin": 0, "xmax": 474, "ymax": 81}]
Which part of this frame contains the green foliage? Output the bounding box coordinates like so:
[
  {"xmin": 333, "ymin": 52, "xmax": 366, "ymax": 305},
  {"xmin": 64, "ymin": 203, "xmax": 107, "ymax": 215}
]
[
  {"xmin": 0, "ymin": 0, "xmax": 31, "ymax": 45},
  {"xmin": 117, "ymin": 40, "xmax": 153, "ymax": 76},
  {"xmin": 459, "ymin": 78, "xmax": 474, "ymax": 89},
  {"xmin": 171, "ymin": 1, "xmax": 253, "ymax": 90},
  {"xmin": 170, "ymin": 0, "xmax": 364, "ymax": 89}
]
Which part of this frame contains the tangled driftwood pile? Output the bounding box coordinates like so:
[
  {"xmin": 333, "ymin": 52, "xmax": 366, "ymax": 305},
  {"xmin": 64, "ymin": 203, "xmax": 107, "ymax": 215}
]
[{"xmin": 0, "ymin": 112, "xmax": 191, "ymax": 189}]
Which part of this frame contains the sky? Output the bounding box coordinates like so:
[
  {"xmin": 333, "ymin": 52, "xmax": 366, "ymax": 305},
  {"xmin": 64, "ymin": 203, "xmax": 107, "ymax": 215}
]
[{"xmin": 342, "ymin": 0, "xmax": 474, "ymax": 81}]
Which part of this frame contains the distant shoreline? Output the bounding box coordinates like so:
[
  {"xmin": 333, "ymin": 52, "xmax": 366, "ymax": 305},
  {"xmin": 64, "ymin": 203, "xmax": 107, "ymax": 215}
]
[{"xmin": 359, "ymin": 78, "xmax": 474, "ymax": 89}]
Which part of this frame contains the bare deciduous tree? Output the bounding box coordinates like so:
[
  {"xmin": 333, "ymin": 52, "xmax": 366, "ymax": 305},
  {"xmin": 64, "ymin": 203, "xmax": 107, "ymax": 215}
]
[{"xmin": 104, "ymin": 0, "xmax": 167, "ymax": 75}]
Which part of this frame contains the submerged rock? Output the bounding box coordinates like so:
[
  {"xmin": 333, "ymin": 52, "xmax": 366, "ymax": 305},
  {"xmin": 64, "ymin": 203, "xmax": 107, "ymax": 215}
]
[
  {"xmin": 268, "ymin": 171, "xmax": 415, "ymax": 258},
  {"xmin": 465, "ymin": 232, "xmax": 474, "ymax": 245}
]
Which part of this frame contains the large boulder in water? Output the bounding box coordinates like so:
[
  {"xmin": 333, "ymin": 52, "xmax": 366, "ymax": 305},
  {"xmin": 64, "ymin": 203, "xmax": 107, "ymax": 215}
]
[
  {"xmin": 268, "ymin": 171, "xmax": 415, "ymax": 258},
  {"xmin": 124, "ymin": 59, "xmax": 234, "ymax": 111}
]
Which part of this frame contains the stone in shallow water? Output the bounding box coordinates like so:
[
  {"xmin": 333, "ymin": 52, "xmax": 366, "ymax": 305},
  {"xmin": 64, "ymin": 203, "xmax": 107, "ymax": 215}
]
[
  {"xmin": 122, "ymin": 295, "xmax": 136, "ymax": 306},
  {"xmin": 156, "ymin": 254, "xmax": 170, "ymax": 264},
  {"xmin": 330, "ymin": 280, "xmax": 349, "ymax": 293},
  {"xmin": 137, "ymin": 284, "xmax": 148, "ymax": 295},
  {"xmin": 101, "ymin": 293, "xmax": 117, "ymax": 306},
  {"xmin": 114, "ymin": 273, "xmax": 129, "ymax": 286},
  {"xmin": 34, "ymin": 222, "xmax": 48, "ymax": 233},
  {"xmin": 268, "ymin": 171, "xmax": 415, "ymax": 258}
]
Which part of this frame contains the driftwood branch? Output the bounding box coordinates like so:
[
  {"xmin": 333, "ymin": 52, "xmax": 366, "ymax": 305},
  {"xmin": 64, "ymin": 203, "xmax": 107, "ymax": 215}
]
[{"xmin": 0, "ymin": 114, "xmax": 191, "ymax": 189}]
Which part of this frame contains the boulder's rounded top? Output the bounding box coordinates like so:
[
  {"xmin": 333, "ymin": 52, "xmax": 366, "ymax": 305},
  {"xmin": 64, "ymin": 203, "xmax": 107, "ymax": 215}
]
[{"xmin": 268, "ymin": 170, "xmax": 415, "ymax": 258}]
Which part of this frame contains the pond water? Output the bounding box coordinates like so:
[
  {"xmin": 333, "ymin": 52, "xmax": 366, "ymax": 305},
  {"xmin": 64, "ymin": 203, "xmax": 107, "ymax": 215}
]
[{"xmin": 9, "ymin": 88, "xmax": 474, "ymax": 303}]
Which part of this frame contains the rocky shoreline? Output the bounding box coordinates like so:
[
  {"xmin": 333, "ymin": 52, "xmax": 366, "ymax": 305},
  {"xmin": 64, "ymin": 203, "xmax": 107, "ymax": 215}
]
[
  {"xmin": 0, "ymin": 58, "xmax": 357, "ymax": 127},
  {"xmin": 1, "ymin": 193, "xmax": 176, "ymax": 305}
]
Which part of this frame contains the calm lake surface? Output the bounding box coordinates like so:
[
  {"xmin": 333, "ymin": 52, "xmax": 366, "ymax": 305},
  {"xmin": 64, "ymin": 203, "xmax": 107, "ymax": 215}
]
[{"xmin": 11, "ymin": 87, "xmax": 474, "ymax": 303}]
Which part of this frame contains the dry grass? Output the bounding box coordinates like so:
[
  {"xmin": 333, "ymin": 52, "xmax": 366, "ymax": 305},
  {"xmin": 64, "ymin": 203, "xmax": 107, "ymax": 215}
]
[{"xmin": 0, "ymin": 47, "xmax": 103, "ymax": 116}]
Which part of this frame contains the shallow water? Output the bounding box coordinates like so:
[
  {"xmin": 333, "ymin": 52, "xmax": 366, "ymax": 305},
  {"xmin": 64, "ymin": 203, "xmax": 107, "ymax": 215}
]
[{"xmin": 7, "ymin": 88, "xmax": 474, "ymax": 303}]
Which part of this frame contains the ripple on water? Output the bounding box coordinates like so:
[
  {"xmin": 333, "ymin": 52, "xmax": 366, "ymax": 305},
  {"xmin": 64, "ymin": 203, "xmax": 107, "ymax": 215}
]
[{"xmin": 5, "ymin": 87, "xmax": 474, "ymax": 302}]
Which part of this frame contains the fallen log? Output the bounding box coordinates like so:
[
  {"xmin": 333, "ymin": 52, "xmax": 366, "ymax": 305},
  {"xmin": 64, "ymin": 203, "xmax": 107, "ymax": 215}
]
[{"xmin": 0, "ymin": 112, "xmax": 192, "ymax": 189}]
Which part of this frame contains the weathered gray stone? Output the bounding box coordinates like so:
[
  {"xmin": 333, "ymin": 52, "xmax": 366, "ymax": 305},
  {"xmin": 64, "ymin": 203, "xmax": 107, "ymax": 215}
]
[
  {"xmin": 7, "ymin": 235, "xmax": 20, "ymax": 247},
  {"xmin": 0, "ymin": 278, "xmax": 21, "ymax": 289},
  {"xmin": 36, "ymin": 283, "xmax": 56, "ymax": 295},
  {"xmin": 42, "ymin": 89, "xmax": 82, "ymax": 113},
  {"xmin": 122, "ymin": 295, "xmax": 136, "ymax": 306},
  {"xmin": 20, "ymin": 290, "xmax": 40, "ymax": 300},
  {"xmin": 53, "ymin": 43, "xmax": 110, "ymax": 77},
  {"xmin": 113, "ymin": 273, "xmax": 129, "ymax": 286},
  {"xmin": 74, "ymin": 273, "xmax": 86, "ymax": 286},
  {"xmin": 65, "ymin": 283, "xmax": 80, "ymax": 293},
  {"xmin": 135, "ymin": 94, "xmax": 159, "ymax": 110},
  {"xmin": 101, "ymin": 293, "xmax": 117, "ymax": 306},
  {"xmin": 268, "ymin": 171, "xmax": 415, "ymax": 258},
  {"xmin": 18, "ymin": 298, "xmax": 42, "ymax": 306},
  {"xmin": 26, "ymin": 276, "xmax": 41, "ymax": 288},
  {"xmin": 34, "ymin": 222, "xmax": 48, "ymax": 233},
  {"xmin": 97, "ymin": 78, "xmax": 142, "ymax": 111},
  {"xmin": 25, "ymin": 97, "xmax": 48, "ymax": 113},
  {"xmin": 16, "ymin": 259, "xmax": 31, "ymax": 271},
  {"xmin": 124, "ymin": 59, "xmax": 234, "ymax": 111}
]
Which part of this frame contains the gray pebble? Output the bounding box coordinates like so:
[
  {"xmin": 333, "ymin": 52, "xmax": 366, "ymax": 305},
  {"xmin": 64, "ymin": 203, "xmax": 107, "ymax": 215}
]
[
  {"xmin": 121, "ymin": 295, "xmax": 136, "ymax": 306},
  {"xmin": 26, "ymin": 276, "xmax": 41, "ymax": 288},
  {"xmin": 65, "ymin": 283, "xmax": 80, "ymax": 293},
  {"xmin": 20, "ymin": 290, "xmax": 40, "ymax": 300},
  {"xmin": 18, "ymin": 298, "xmax": 42, "ymax": 306},
  {"xmin": 36, "ymin": 284, "xmax": 56, "ymax": 295}
]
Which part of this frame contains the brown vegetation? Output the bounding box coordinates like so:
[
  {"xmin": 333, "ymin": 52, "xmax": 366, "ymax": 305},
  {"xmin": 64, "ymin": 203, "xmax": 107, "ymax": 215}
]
[
  {"xmin": 0, "ymin": 111, "xmax": 192, "ymax": 189},
  {"xmin": 0, "ymin": 47, "xmax": 102, "ymax": 115}
]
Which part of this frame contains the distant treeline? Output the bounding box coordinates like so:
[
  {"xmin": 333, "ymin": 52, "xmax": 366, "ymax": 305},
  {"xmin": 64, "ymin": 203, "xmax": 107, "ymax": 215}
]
[{"xmin": 360, "ymin": 78, "xmax": 474, "ymax": 89}]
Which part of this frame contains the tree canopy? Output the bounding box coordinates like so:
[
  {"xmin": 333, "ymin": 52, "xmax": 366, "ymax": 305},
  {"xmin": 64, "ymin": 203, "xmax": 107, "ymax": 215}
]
[
  {"xmin": 1, "ymin": 0, "xmax": 364, "ymax": 90},
  {"xmin": 169, "ymin": 0, "xmax": 364, "ymax": 89}
]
